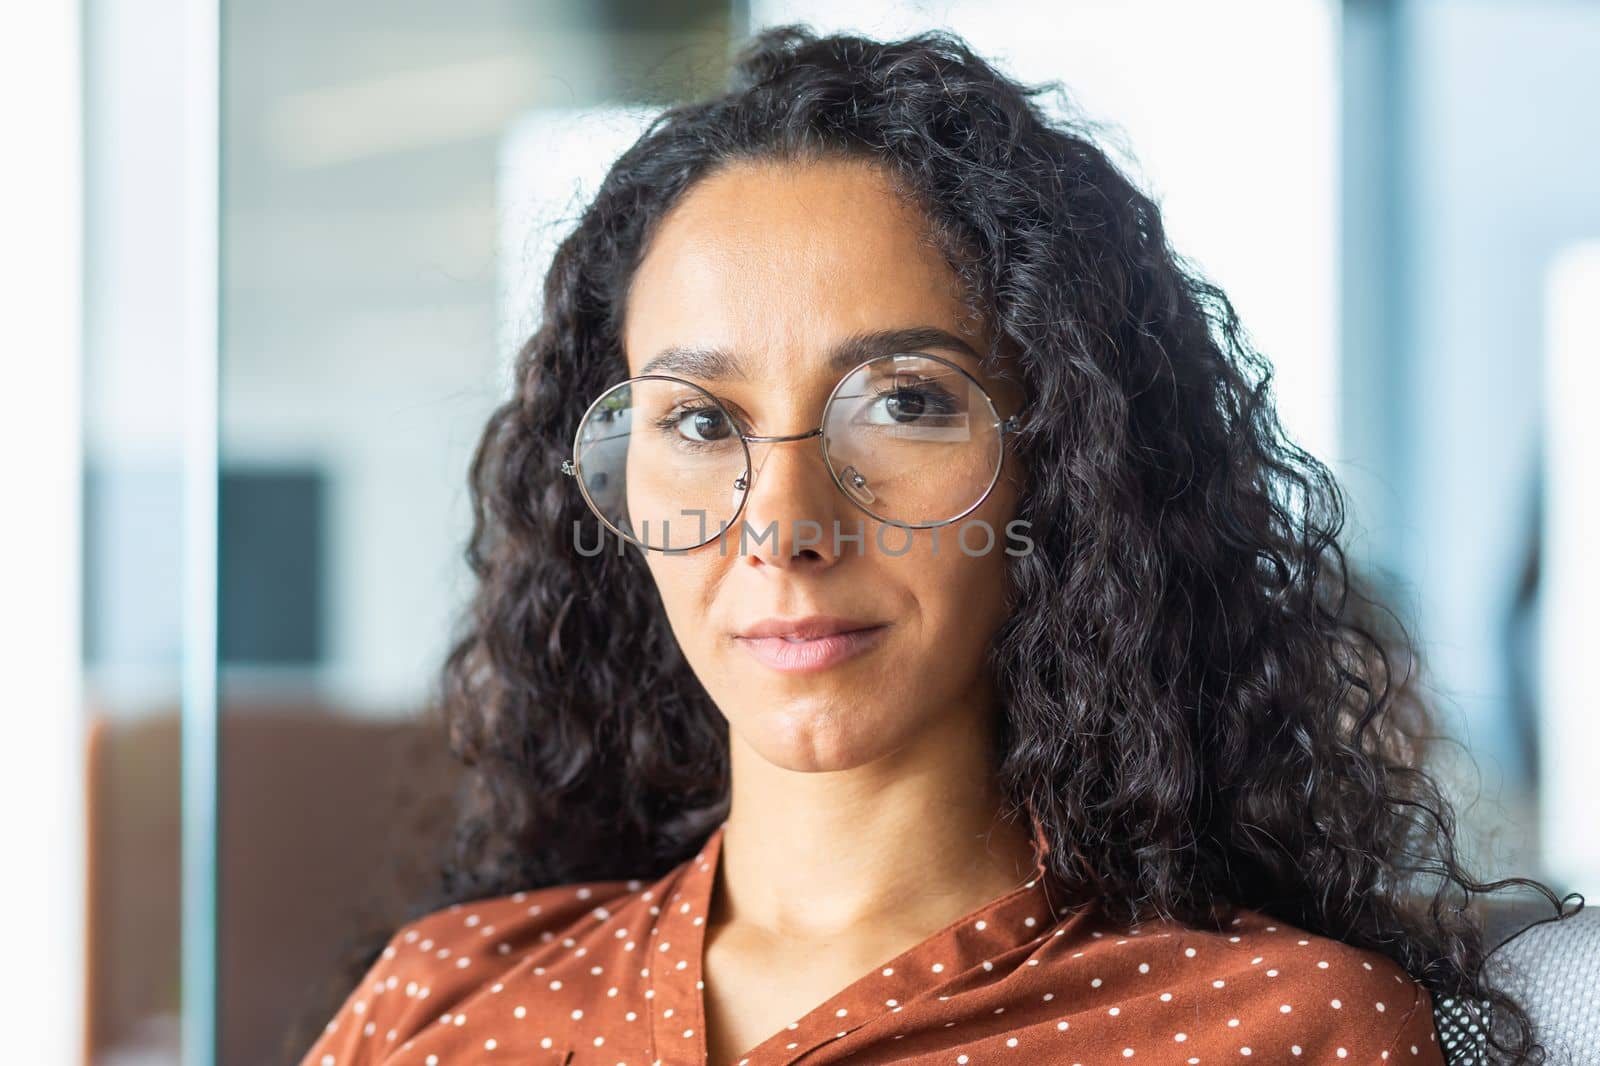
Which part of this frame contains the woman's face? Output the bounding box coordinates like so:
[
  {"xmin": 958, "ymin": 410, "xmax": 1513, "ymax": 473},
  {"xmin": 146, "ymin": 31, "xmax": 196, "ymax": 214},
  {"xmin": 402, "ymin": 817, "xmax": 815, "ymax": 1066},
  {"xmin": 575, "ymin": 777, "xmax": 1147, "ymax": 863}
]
[{"xmin": 621, "ymin": 157, "xmax": 1025, "ymax": 773}]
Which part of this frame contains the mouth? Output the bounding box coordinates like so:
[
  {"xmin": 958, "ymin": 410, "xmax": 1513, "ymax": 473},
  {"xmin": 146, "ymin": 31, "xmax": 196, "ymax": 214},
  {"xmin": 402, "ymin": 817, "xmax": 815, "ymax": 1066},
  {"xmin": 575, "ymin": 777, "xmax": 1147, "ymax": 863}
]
[{"xmin": 732, "ymin": 616, "xmax": 890, "ymax": 673}]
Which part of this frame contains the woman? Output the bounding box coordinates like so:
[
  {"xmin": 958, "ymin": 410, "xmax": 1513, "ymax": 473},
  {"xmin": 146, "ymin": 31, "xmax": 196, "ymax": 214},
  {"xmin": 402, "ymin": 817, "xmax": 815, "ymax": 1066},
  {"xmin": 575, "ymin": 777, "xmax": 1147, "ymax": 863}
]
[{"xmin": 301, "ymin": 24, "xmax": 1562, "ymax": 1066}]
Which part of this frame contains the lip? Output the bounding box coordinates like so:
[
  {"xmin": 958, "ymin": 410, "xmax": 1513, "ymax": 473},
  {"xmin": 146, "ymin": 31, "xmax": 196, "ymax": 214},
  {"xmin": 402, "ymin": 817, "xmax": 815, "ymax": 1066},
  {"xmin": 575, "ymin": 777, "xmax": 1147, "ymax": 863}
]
[
  {"xmin": 736, "ymin": 615, "xmax": 883, "ymax": 640},
  {"xmin": 732, "ymin": 615, "xmax": 890, "ymax": 673}
]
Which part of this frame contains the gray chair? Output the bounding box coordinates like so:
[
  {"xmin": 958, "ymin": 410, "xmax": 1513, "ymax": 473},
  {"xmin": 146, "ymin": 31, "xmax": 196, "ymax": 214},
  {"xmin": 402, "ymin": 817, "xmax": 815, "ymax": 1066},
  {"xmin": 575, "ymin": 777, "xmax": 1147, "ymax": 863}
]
[{"xmin": 1433, "ymin": 902, "xmax": 1597, "ymax": 1065}]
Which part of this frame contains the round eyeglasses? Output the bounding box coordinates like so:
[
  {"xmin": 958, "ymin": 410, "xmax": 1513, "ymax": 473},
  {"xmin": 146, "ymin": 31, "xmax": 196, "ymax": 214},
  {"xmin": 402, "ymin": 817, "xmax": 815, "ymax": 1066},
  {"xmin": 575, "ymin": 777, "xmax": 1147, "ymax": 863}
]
[{"xmin": 560, "ymin": 351, "xmax": 1024, "ymax": 552}]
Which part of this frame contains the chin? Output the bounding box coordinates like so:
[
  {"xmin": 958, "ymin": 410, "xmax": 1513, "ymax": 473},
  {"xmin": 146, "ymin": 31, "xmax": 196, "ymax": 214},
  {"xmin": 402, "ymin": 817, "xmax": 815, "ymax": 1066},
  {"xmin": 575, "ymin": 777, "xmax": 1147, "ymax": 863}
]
[{"xmin": 731, "ymin": 689, "xmax": 910, "ymax": 774}]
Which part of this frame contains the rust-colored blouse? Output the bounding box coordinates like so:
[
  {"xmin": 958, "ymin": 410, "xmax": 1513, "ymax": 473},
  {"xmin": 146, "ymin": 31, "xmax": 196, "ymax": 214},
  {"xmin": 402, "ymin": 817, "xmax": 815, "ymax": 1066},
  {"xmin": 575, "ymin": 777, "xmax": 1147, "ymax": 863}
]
[{"xmin": 302, "ymin": 814, "xmax": 1444, "ymax": 1065}]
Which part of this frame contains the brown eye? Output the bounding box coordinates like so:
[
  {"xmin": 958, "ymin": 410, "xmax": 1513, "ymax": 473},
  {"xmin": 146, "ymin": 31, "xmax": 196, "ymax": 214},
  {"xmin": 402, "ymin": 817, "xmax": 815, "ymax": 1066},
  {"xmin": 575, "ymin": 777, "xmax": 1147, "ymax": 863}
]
[
  {"xmin": 867, "ymin": 381, "xmax": 957, "ymax": 425},
  {"xmin": 884, "ymin": 387, "xmax": 926, "ymax": 422},
  {"xmin": 675, "ymin": 405, "xmax": 734, "ymax": 442}
]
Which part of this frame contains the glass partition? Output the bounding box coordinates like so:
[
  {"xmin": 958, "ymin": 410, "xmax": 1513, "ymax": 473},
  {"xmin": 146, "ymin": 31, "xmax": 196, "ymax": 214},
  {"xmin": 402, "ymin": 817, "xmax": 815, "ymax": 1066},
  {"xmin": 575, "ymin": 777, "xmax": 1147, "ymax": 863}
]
[{"xmin": 217, "ymin": 3, "xmax": 737, "ymax": 1061}]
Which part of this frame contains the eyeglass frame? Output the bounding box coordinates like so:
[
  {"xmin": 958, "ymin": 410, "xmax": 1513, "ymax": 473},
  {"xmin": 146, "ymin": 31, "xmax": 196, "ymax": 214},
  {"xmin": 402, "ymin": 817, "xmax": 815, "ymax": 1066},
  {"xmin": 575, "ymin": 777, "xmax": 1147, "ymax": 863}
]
[{"xmin": 559, "ymin": 350, "xmax": 1026, "ymax": 552}]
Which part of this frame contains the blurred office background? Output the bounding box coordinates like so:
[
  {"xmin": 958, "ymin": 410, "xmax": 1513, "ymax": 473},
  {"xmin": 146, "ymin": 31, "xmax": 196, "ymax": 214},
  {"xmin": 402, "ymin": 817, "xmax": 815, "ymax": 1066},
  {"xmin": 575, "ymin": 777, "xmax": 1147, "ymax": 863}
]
[{"xmin": 4, "ymin": 0, "xmax": 1596, "ymax": 1062}]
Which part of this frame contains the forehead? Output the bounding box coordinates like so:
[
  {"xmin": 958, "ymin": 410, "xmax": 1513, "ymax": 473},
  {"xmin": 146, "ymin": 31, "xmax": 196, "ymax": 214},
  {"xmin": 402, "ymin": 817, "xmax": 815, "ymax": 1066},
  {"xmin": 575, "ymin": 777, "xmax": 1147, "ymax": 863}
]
[{"xmin": 622, "ymin": 157, "xmax": 982, "ymax": 378}]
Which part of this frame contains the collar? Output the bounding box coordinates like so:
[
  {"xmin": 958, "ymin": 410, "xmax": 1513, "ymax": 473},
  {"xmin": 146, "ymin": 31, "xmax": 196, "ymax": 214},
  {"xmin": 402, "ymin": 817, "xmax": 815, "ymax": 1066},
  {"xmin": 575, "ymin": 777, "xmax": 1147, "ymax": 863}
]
[{"xmin": 642, "ymin": 799, "xmax": 1057, "ymax": 1065}]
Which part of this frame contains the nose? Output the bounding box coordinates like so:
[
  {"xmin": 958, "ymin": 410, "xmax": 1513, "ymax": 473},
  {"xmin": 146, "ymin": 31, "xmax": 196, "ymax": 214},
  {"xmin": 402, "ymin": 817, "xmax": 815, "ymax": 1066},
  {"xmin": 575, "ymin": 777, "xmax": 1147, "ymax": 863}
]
[{"xmin": 735, "ymin": 433, "xmax": 856, "ymax": 569}]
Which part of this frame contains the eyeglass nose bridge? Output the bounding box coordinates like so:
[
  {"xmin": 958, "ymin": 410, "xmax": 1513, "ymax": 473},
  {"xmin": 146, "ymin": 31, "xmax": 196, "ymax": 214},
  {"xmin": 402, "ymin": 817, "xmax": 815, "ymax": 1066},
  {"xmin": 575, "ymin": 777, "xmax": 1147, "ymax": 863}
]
[
  {"xmin": 735, "ymin": 425, "xmax": 880, "ymax": 512},
  {"xmin": 730, "ymin": 425, "xmax": 827, "ymax": 497},
  {"xmin": 740, "ymin": 426, "xmax": 824, "ymax": 445},
  {"xmin": 733, "ymin": 426, "xmax": 882, "ymax": 510}
]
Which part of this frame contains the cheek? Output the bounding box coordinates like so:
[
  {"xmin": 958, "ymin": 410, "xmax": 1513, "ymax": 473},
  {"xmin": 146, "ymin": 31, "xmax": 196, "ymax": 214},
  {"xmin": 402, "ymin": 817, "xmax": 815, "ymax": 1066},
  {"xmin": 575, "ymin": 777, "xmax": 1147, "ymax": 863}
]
[
  {"xmin": 642, "ymin": 552, "xmax": 728, "ymax": 649},
  {"xmin": 917, "ymin": 467, "xmax": 1022, "ymax": 634},
  {"xmin": 904, "ymin": 522, "xmax": 1012, "ymax": 631},
  {"xmin": 875, "ymin": 476, "xmax": 1017, "ymax": 650}
]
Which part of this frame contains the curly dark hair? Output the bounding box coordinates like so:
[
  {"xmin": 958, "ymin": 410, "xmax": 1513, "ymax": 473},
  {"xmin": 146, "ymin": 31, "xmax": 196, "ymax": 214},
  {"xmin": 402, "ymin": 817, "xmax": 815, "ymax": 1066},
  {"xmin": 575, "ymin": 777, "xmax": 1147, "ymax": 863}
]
[{"xmin": 298, "ymin": 23, "xmax": 1577, "ymax": 1066}]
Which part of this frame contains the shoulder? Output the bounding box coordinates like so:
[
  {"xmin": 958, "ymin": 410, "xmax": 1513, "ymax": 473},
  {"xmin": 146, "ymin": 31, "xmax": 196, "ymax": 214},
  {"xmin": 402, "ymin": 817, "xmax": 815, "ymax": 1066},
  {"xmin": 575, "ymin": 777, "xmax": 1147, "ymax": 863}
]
[
  {"xmin": 1100, "ymin": 907, "xmax": 1442, "ymax": 1061},
  {"xmin": 296, "ymin": 877, "xmax": 644, "ymax": 1066},
  {"xmin": 399, "ymin": 876, "xmax": 646, "ymax": 970}
]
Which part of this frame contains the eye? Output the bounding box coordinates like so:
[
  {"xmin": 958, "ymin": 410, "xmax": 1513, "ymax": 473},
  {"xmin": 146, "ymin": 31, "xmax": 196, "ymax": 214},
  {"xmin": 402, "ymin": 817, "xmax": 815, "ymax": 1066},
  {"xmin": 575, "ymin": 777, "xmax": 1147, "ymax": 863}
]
[
  {"xmin": 865, "ymin": 380, "xmax": 958, "ymax": 424},
  {"xmin": 671, "ymin": 403, "xmax": 736, "ymax": 442},
  {"xmin": 882, "ymin": 386, "xmax": 927, "ymax": 422}
]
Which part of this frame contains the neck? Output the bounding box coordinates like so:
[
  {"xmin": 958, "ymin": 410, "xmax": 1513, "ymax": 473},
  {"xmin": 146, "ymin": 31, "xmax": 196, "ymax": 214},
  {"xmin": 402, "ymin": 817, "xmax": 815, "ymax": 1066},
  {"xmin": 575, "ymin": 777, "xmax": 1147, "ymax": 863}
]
[{"xmin": 713, "ymin": 707, "xmax": 1038, "ymax": 942}]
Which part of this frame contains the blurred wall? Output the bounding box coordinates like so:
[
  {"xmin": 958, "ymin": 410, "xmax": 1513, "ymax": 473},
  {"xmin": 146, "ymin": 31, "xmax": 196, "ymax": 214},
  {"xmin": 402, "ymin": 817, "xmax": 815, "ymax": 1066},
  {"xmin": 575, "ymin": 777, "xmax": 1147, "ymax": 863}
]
[
  {"xmin": 216, "ymin": 3, "xmax": 737, "ymax": 1062},
  {"xmin": 1342, "ymin": 0, "xmax": 1600, "ymax": 883}
]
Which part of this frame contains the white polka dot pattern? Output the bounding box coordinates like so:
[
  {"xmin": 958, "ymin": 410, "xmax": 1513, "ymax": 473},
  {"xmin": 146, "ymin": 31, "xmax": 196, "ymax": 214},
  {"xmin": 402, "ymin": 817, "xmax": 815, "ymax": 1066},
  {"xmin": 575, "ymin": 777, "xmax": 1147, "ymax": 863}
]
[{"xmin": 298, "ymin": 812, "xmax": 1444, "ymax": 1065}]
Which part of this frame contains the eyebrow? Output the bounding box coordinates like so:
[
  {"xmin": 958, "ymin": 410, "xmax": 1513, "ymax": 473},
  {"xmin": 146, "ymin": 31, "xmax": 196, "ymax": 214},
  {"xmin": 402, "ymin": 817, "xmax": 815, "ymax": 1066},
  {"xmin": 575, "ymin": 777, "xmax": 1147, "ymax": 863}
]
[{"xmin": 636, "ymin": 326, "xmax": 983, "ymax": 380}]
